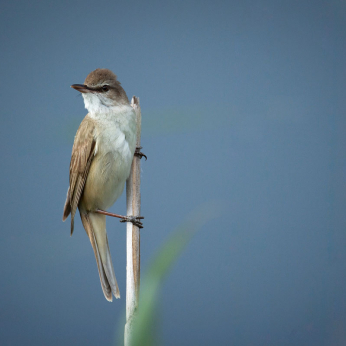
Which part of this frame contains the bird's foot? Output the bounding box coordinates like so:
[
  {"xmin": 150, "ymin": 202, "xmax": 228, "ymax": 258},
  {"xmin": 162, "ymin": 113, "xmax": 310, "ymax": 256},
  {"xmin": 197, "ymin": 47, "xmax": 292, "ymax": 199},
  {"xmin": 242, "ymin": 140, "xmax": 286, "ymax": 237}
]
[
  {"xmin": 95, "ymin": 209, "xmax": 144, "ymax": 229},
  {"xmin": 135, "ymin": 146, "xmax": 147, "ymax": 160},
  {"xmin": 120, "ymin": 215, "xmax": 144, "ymax": 229}
]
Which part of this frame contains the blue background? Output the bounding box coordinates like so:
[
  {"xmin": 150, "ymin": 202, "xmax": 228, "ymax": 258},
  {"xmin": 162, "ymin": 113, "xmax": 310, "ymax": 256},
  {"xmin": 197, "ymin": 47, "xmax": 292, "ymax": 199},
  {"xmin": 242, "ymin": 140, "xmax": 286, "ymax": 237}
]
[{"xmin": 0, "ymin": 1, "xmax": 345, "ymax": 345}]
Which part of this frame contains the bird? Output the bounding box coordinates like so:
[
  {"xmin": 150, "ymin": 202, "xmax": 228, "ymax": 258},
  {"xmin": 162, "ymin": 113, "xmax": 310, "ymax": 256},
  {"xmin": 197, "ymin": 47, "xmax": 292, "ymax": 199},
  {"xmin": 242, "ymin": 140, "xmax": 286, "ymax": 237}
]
[{"xmin": 62, "ymin": 68, "xmax": 142, "ymax": 301}]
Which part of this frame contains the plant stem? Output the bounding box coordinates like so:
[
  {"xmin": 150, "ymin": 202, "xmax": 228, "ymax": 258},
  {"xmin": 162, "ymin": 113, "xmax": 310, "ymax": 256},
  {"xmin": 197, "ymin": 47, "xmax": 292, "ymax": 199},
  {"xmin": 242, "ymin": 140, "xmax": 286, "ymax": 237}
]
[{"xmin": 124, "ymin": 96, "xmax": 142, "ymax": 346}]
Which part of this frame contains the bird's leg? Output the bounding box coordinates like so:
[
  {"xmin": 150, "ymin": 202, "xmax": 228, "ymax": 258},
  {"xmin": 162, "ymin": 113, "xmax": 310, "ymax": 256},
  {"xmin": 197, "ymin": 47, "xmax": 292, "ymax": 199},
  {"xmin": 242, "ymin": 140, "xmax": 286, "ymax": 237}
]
[
  {"xmin": 134, "ymin": 146, "xmax": 147, "ymax": 160},
  {"xmin": 95, "ymin": 209, "xmax": 144, "ymax": 229}
]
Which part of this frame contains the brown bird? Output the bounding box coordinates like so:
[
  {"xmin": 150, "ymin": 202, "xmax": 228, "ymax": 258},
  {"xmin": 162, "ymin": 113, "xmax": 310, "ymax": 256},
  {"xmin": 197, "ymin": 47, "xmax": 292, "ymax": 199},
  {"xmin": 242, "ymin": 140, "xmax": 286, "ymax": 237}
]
[{"xmin": 63, "ymin": 68, "xmax": 141, "ymax": 301}]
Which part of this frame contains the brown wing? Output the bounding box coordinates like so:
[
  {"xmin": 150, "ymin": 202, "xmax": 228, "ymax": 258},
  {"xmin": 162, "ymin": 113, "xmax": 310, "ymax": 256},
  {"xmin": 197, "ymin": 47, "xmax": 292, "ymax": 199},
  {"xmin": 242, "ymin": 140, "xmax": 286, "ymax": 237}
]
[{"xmin": 62, "ymin": 116, "xmax": 96, "ymax": 235}]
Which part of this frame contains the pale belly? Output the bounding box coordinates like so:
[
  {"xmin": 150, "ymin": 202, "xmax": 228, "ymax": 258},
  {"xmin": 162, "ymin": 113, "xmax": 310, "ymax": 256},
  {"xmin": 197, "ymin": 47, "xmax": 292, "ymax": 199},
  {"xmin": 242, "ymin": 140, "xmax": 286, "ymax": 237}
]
[{"xmin": 80, "ymin": 135, "xmax": 135, "ymax": 211}]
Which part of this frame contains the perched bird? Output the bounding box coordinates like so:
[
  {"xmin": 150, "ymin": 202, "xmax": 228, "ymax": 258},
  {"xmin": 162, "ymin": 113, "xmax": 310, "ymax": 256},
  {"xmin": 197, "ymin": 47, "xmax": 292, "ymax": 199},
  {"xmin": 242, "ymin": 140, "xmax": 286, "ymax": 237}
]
[{"xmin": 63, "ymin": 68, "xmax": 141, "ymax": 301}]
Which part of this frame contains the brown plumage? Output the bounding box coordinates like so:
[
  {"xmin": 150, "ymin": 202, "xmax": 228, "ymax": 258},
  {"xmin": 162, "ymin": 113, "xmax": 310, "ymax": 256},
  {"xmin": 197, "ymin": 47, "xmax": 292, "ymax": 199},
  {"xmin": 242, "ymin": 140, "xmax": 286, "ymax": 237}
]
[
  {"xmin": 84, "ymin": 68, "xmax": 129, "ymax": 104},
  {"xmin": 80, "ymin": 213, "xmax": 114, "ymax": 301},
  {"xmin": 63, "ymin": 117, "xmax": 96, "ymax": 235},
  {"xmin": 62, "ymin": 68, "xmax": 137, "ymax": 301}
]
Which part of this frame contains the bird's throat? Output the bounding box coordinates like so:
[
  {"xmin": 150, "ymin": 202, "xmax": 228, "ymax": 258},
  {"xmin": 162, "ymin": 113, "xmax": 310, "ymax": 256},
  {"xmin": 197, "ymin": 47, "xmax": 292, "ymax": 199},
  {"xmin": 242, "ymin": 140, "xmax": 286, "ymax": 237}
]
[{"xmin": 82, "ymin": 93, "xmax": 120, "ymax": 117}]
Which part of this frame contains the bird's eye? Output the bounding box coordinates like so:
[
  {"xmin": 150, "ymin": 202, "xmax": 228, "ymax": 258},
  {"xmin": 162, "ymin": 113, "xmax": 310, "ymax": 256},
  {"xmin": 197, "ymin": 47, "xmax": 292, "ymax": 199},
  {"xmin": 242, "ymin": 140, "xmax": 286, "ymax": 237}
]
[{"xmin": 102, "ymin": 85, "xmax": 109, "ymax": 91}]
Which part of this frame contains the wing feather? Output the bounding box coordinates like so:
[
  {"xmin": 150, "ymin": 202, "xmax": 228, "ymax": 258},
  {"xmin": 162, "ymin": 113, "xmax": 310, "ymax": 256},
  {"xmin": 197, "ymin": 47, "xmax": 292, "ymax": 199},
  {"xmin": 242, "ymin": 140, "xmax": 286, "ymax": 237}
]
[{"xmin": 62, "ymin": 116, "xmax": 96, "ymax": 235}]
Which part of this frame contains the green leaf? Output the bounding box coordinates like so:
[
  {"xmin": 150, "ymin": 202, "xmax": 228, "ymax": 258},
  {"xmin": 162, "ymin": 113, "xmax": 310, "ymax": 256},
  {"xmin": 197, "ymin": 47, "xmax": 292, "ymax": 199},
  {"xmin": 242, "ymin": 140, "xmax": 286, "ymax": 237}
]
[{"xmin": 121, "ymin": 201, "xmax": 222, "ymax": 346}]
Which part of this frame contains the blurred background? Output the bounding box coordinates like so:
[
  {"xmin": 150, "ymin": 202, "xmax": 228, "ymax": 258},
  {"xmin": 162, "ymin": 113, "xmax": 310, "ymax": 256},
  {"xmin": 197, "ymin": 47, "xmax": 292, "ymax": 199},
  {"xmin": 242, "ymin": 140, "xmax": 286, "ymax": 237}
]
[{"xmin": 0, "ymin": 0, "xmax": 345, "ymax": 345}]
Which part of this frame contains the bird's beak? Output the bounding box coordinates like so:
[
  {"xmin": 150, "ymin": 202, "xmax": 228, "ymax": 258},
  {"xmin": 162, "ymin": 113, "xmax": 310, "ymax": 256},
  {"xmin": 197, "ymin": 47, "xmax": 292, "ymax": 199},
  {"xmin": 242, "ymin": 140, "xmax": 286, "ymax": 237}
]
[{"xmin": 71, "ymin": 84, "xmax": 92, "ymax": 93}]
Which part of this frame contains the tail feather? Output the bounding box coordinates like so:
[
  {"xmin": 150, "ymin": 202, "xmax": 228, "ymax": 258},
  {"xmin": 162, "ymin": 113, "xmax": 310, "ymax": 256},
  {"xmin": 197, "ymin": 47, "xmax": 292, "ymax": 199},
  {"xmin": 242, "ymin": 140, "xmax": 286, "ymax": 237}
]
[{"xmin": 80, "ymin": 211, "xmax": 120, "ymax": 301}]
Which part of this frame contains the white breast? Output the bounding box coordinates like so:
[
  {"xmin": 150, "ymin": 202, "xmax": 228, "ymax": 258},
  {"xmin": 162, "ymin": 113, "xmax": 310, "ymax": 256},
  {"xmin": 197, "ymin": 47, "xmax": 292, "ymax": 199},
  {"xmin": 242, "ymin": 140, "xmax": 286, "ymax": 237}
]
[
  {"xmin": 94, "ymin": 105, "xmax": 137, "ymax": 177},
  {"xmin": 83, "ymin": 93, "xmax": 137, "ymax": 160},
  {"xmin": 82, "ymin": 93, "xmax": 137, "ymax": 209}
]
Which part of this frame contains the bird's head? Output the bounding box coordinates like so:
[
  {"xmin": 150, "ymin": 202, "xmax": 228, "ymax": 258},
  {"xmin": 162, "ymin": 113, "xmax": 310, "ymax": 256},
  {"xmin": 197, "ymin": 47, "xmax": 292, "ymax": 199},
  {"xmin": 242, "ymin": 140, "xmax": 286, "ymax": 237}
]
[{"xmin": 71, "ymin": 68, "xmax": 129, "ymax": 114}]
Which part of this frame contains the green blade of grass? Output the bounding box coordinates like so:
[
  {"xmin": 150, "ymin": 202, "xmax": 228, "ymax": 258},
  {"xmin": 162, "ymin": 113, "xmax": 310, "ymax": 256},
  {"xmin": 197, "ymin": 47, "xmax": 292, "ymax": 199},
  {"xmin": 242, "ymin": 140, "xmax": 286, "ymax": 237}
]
[{"xmin": 121, "ymin": 201, "xmax": 222, "ymax": 346}]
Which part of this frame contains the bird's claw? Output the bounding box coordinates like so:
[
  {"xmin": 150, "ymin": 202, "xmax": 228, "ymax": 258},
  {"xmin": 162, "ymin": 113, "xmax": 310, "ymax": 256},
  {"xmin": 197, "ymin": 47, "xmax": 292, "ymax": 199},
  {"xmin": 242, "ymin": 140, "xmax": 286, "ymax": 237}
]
[
  {"xmin": 120, "ymin": 215, "xmax": 144, "ymax": 229},
  {"xmin": 135, "ymin": 146, "xmax": 147, "ymax": 160}
]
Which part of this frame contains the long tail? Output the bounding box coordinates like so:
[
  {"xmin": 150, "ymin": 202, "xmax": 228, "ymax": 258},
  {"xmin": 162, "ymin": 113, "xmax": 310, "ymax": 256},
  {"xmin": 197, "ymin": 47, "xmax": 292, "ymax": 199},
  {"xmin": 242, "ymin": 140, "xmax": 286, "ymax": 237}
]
[{"xmin": 80, "ymin": 211, "xmax": 120, "ymax": 301}]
